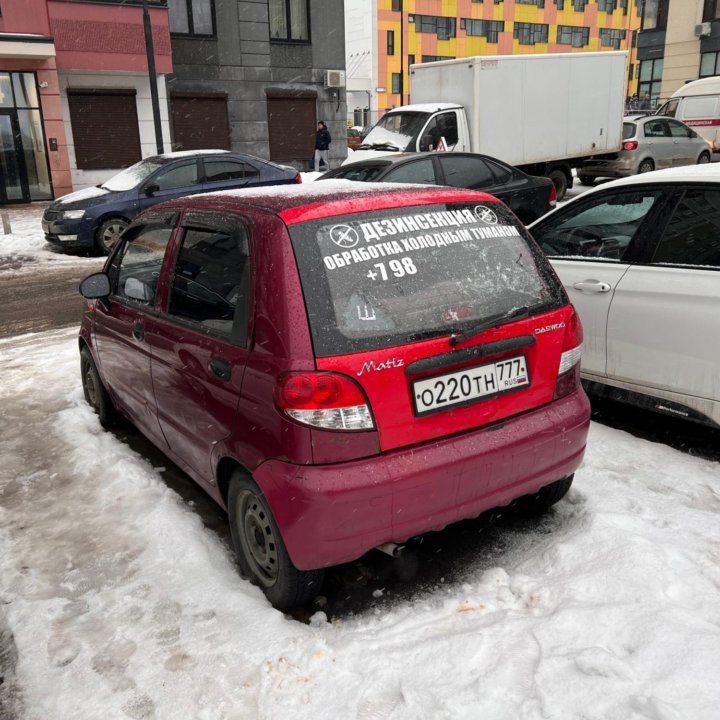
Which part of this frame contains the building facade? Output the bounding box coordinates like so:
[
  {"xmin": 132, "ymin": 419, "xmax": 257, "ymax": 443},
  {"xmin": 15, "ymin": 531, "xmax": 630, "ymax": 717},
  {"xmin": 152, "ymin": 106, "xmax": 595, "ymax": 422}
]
[
  {"xmin": 0, "ymin": 0, "xmax": 172, "ymax": 203},
  {"xmin": 346, "ymin": 0, "xmax": 642, "ymax": 122},
  {"xmin": 637, "ymin": 0, "xmax": 720, "ymax": 108},
  {"xmin": 166, "ymin": 0, "xmax": 347, "ymax": 170}
]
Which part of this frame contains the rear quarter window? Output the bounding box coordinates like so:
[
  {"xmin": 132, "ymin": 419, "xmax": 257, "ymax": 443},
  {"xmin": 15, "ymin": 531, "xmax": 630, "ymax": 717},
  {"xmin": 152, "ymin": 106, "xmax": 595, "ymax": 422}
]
[{"xmin": 288, "ymin": 202, "xmax": 565, "ymax": 356}]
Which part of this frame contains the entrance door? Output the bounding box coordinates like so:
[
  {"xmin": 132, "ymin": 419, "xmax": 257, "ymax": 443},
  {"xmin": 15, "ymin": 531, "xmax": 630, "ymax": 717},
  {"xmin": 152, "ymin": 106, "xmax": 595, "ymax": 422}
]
[{"xmin": 0, "ymin": 112, "xmax": 25, "ymax": 203}]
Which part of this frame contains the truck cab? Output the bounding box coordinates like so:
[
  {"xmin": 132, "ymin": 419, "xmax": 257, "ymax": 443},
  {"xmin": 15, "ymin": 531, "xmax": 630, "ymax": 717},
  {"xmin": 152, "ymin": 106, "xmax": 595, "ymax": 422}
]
[{"xmin": 347, "ymin": 104, "xmax": 470, "ymax": 165}]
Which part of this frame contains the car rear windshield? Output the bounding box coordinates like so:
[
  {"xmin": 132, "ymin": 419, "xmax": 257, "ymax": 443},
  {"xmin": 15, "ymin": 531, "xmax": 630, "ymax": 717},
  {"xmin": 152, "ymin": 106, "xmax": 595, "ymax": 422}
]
[
  {"xmin": 326, "ymin": 164, "xmax": 389, "ymax": 182},
  {"xmin": 288, "ymin": 202, "xmax": 565, "ymax": 356},
  {"xmin": 622, "ymin": 122, "xmax": 636, "ymax": 140}
]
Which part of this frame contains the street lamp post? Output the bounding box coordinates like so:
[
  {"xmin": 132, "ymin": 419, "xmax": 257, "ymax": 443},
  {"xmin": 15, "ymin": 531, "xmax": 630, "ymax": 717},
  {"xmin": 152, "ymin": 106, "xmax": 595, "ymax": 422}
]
[{"xmin": 142, "ymin": 0, "xmax": 164, "ymax": 154}]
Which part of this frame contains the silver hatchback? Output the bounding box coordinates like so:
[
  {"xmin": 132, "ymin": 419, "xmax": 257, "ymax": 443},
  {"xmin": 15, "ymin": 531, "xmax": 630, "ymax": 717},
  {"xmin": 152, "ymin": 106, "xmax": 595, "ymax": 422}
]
[{"xmin": 578, "ymin": 115, "xmax": 712, "ymax": 184}]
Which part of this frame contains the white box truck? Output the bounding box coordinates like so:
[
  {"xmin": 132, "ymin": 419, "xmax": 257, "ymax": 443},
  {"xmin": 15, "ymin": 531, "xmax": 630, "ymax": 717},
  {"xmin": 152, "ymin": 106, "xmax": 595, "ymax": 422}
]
[{"xmin": 349, "ymin": 51, "xmax": 627, "ymax": 200}]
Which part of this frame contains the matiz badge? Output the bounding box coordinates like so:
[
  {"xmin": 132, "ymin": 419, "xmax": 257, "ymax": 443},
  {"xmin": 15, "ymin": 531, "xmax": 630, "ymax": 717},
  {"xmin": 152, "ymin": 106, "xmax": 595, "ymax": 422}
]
[{"xmin": 358, "ymin": 358, "xmax": 405, "ymax": 376}]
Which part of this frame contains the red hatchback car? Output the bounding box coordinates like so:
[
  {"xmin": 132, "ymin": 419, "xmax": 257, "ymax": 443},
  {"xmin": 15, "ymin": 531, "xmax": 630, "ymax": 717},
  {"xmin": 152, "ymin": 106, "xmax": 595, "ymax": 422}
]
[{"xmin": 78, "ymin": 183, "xmax": 590, "ymax": 610}]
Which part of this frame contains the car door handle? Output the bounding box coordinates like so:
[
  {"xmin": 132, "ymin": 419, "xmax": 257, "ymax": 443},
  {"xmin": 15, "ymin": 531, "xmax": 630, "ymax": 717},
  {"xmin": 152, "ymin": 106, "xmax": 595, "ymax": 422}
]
[
  {"xmin": 209, "ymin": 357, "xmax": 232, "ymax": 382},
  {"xmin": 572, "ymin": 280, "xmax": 611, "ymax": 293},
  {"xmin": 132, "ymin": 321, "xmax": 145, "ymax": 341}
]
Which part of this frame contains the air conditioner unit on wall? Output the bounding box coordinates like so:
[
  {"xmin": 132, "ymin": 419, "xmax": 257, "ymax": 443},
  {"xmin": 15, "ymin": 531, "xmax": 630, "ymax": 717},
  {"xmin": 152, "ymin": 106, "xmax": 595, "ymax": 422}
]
[
  {"xmin": 694, "ymin": 22, "xmax": 712, "ymax": 37},
  {"xmin": 324, "ymin": 70, "xmax": 346, "ymax": 89}
]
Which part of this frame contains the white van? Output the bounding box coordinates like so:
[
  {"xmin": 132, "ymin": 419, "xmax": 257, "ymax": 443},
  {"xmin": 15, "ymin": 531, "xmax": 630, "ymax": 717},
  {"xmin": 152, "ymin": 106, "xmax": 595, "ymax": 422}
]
[{"xmin": 657, "ymin": 77, "xmax": 720, "ymax": 154}]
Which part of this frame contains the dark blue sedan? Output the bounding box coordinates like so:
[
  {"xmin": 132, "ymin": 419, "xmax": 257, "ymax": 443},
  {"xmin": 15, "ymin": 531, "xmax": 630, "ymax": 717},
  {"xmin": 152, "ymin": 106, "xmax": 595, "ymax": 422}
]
[{"xmin": 42, "ymin": 150, "xmax": 301, "ymax": 254}]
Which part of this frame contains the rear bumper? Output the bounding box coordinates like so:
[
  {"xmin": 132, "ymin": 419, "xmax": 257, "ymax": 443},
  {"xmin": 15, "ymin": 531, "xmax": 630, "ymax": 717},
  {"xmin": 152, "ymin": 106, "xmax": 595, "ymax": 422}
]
[
  {"xmin": 254, "ymin": 389, "xmax": 591, "ymax": 570},
  {"xmin": 579, "ymin": 156, "xmax": 637, "ymax": 178}
]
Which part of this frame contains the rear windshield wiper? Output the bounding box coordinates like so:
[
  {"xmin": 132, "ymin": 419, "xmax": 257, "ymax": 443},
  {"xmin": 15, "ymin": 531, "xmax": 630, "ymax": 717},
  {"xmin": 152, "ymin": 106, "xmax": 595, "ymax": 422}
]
[{"xmin": 449, "ymin": 306, "xmax": 530, "ymax": 348}]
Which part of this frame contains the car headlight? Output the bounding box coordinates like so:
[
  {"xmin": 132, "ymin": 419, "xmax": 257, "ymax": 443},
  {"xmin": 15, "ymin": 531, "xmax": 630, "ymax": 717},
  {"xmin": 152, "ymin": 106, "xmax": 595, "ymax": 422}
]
[{"xmin": 62, "ymin": 210, "xmax": 85, "ymax": 219}]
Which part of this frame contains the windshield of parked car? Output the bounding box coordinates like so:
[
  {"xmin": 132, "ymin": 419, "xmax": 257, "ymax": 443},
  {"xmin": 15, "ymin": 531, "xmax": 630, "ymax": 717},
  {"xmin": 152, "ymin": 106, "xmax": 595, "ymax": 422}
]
[
  {"xmin": 101, "ymin": 159, "xmax": 166, "ymax": 192},
  {"xmin": 359, "ymin": 112, "xmax": 429, "ymax": 152},
  {"xmin": 622, "ymin": 122, "xmax": 636, "ymax": 140},
  {"xmin": 289, "ymin": 202, "xmax": 564, "ymax": 355}
]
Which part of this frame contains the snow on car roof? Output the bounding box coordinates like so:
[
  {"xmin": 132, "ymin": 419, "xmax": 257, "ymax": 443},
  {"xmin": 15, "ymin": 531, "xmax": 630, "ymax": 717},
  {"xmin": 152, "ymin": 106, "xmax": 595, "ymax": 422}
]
[{"xmin": 384, "ymin": 102, "xmax": 463, "ymax": 114}]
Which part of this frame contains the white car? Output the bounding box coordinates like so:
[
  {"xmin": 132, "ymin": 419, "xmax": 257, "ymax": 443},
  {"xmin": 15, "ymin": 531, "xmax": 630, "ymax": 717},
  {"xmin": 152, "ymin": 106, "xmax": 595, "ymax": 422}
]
[{"xmin": 529, "ymin": 164, "xmax": 720, "ymax": 429}]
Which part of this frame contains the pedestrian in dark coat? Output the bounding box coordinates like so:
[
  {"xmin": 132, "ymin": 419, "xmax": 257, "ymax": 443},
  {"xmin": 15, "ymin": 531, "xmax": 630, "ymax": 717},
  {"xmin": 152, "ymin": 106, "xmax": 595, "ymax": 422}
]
[{"xmin": 314, "ymin": 121, "xmax": 332, "ymax": 172}]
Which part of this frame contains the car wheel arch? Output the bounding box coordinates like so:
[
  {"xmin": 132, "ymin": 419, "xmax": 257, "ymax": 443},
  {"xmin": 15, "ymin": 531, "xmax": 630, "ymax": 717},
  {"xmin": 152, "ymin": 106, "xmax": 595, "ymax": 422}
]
[{"xmin": 216, "ymin": 456, "xmax": 254, "ymax": 509}]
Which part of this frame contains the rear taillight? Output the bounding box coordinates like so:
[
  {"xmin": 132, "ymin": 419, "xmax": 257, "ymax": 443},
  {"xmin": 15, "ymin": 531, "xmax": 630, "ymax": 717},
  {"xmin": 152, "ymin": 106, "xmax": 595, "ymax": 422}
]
[
  {"xmin": 549, "ymin": 183, "xmax": 557, "ymax": 207},
  {"xmin": 623, "ymin": 140, "xmax": 638, "ymax": 151},
  {"xmin": 275, "ymin": 372, "xmax": 375, "ymax": 431},
  {"xmin": 294, "ymin": 174, "xmax": 303, "ymax": 183},
  {"xmin": 554, "ymin": 310, "xmax": 583, "ymax": 400}
]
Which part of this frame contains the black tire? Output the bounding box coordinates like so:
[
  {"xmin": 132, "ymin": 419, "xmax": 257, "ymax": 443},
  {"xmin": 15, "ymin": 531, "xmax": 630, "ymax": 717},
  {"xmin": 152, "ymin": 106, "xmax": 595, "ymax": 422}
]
[
  {"xmin": 95, "ymin": 217, "xmax": 129, "ymax": 255},
  {"xmin": 547, "ymin": 169, "xmax": 569, "ymax": 202},
  {"xmin": 227, "ymin": 472, "xmax": 324, "ymax": 611},
  {"xmin": 637, "ymin": 159, "xmax": 654, "ymax": 174},
  {"xmin": 697, "ymin": 151, "xmax": 711, "ymax": 165},
  {"xmin": 514, "ymin": 475, "xmax": 574, "ymax": 518},
  {"xmin": 577, "ymin": 174, "xmax": 595, "ymax": 186},
  {"xmin": 80, "ymin": 347, "xmax": 116, "ymax": 428}
]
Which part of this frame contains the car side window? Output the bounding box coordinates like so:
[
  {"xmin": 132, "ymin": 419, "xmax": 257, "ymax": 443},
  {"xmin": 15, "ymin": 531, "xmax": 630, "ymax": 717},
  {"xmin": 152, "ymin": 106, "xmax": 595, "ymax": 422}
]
[
  {"xmin": 651, "ymin": 189, "xmax": 720, "ymax": 268},
  {"xmin": 533, "ymin": 190, "xmax": 664, "ymax": 261},
  {"xmin": 108, "ymin": 225, "xmax": 173, "ymax": 305},
  {"xmin": 420, "ymin": 112, "xmax": 459, "ymax": 150},
  {"xmin": 438, "ymin": 156, "xmax": 495, "ymax": 189},
  {"xmin": 666, "ymin": 120, "xmax": 692, "ymax": 139},
  {"xmin": 152, "ymin": 161, "xmax": 200, "ymax": 191},
  {"xmin": 485, "ymin": 158, "xmax": 514, "ymax": 184},
  {"xmin": 644, "ymin": 119, "xmax": 669, "ymax": 138},
  {"xmin": 204, "ymin": 159, "xmax": 259, "ymax": 183},
  {"xmin": 384, "ymin": 158, "xmax": 436, "ymax": 185},
  {"xmin": 167, "ymin": 222, "xmax": 251, "ymax": 344}
]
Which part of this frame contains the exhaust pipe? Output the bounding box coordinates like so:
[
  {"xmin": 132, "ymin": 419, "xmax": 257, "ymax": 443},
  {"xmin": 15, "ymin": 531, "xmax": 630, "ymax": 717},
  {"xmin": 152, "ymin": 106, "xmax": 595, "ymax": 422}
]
[{"xmin": 376, "ymin": 542, "xmax": 404, "ymax": 558}]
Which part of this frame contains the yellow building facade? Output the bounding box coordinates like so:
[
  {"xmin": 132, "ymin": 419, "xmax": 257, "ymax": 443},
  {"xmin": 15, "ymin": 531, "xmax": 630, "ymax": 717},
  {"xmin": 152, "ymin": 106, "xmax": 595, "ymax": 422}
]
[{"xmin": 376, "ymin": 0, "xmax": 641, "ymax": 113}]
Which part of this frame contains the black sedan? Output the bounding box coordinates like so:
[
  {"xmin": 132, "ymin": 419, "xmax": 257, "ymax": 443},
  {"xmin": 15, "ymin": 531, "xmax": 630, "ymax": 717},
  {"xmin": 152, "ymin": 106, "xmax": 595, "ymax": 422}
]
[
  {"xmin": 320, "ymin": 152, "xmax": 555, "ymax": 224},
  {"xmin": 42, "ymin": 150, "xmax": 301, "ymax": 255}
]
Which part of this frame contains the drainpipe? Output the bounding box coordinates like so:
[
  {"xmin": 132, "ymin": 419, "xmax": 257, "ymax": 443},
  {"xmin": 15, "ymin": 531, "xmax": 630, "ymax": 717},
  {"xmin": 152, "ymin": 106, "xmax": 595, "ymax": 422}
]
[{"xmin": 142, "ymin": 0, "xmax": 165, "ymax": 154}]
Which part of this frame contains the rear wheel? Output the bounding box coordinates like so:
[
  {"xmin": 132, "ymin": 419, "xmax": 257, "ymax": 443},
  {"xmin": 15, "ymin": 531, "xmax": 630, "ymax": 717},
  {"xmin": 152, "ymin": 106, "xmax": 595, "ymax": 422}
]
[
  {"xmin": 514, "ymin": 475, "xmax": 574, "ymax": 518},
  {"xmin": 547, "ymin": 169, "xmax": 569, "ymax": 202},
  {"xmin": 577, "ymin": 174, "xmax": 595, "ymax": 186},
  {"xmin": 80, "ymin": 347, "xmax": 116, "ymax": 428},
  {"xmin": 697, "ymin": 151, "xmax": 711, "ymax": 165},
  {"xmin": 95, "ymin": 217, "xmax": 129, "ymax": 255},
  {"xmin": 227, "ymin": 472, "xmax": 324, "ymax": 611},
  {"xmin": 638, "ymin": 159, "xmax": 655, "ymax": 174}
]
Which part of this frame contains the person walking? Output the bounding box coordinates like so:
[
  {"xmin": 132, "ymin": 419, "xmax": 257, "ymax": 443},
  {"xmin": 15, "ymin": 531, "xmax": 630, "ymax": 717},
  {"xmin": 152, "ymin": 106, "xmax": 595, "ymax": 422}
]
[{"xmin": 314, "ymin": 121, "xmax": 331, "ymax": 172}]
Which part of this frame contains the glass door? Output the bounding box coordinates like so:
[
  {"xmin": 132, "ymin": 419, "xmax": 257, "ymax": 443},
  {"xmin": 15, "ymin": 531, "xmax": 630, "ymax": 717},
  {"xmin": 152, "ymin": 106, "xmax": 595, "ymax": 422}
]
[{"xmin": 0, "ymin": 112, "xmax": 24, "ymax": 203}]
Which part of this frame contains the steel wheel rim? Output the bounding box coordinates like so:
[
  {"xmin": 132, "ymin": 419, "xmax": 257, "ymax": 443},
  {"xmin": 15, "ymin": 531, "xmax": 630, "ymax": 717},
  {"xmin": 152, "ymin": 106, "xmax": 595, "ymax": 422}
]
[
  {"xmin": 101, "ymin": 222, "xmax": 126, "ymax": 252},
  {"xmin": 238, "ymin": 490, "xmax": 278, "ymax": 587},
  {"xmin": 639, "ymin": 162, "xmax": 653, "ymax": 173},
  {"xmin": 83, "ymin": 362, "xmax": 98, "ymax": 409},
  {"xmin": 699, "ymin": 154, "xmax": 710, "ymax": 164}
]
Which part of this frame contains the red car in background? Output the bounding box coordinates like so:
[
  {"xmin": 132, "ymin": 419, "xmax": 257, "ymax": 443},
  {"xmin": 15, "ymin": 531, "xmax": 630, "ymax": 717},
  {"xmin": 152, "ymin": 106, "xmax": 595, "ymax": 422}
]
[{"xmin": 78, "ymin": 182, "xmax": 590, "ymax": 610}]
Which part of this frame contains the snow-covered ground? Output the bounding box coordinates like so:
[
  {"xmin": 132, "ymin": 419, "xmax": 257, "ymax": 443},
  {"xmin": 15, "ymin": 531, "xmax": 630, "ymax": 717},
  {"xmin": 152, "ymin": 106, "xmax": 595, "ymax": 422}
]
[{"xmin": 1, "ymin": 327, "xmax": 720, "ymax": 720}]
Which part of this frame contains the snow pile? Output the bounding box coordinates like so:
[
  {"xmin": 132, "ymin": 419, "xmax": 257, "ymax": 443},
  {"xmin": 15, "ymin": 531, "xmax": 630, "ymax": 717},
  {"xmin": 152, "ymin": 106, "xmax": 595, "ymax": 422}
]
[{"xmin": 1, "ymin": 322, "xmax": 720, "ymax": 717}]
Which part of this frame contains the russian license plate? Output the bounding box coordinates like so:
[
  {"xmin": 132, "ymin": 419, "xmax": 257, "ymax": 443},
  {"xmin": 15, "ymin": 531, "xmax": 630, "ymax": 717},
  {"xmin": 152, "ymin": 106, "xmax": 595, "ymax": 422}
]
[{"xmin": 413, "ymin": 356, "xmax": 529, "ymax": 415}]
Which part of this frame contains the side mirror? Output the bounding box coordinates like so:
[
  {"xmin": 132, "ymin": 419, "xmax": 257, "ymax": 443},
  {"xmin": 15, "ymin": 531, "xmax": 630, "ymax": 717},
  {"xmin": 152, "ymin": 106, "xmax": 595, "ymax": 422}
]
[
  {"xmin": 419, "ymin": 134, "xmax": 433, "ymax": 152},
  {"xmin": 79, "ymin": 272, "xmax": 111, "ymax": 299},
  {"xmin": 144, "ymin": 183, "xmax": 160, "ymax": 196}
]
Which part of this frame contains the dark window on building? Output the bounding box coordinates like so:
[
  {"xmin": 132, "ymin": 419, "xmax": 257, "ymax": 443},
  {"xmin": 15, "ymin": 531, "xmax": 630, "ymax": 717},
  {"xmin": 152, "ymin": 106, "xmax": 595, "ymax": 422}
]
[
  {"xmin": 640, "ymin": 0, "xmax": 668, "ymax": 30},
  {"xmin": 638, "ymin": 58, "xmax": 663, "ymax": 107},
  {"xmin": 597, "ymin": 0, "xmax": 617, "ymax": 12},
  {"xmin": 557, "ymin": 25, "xmax": 590, "ymax": 47},
  {"xmin": 703, "ymin": 0, "xmax": 720, "ymax": 21},
  {"xmin": 391, "ymin": 73, "xmax": 402, "ymax": 94},
  {"xmin": 460, "ymin": 18, "xmax": 505, "ymax": 42},
  {"xmin": 572, "ymin": 0, "xmax": 588, "ymax": 9},
  {"xmin": 514, "ymin": 22, "xmax": 549, "ymax": 45},
  {"xmin": 169, "ymin": 224, "xmax": 251, "ymax": 343},
  {"xmin": 391, "ymin": 0, "xmax": 402, "ymax": 9},
  {"xmin": 555, "ymin": 0, "xmax": 565, "ymax": 7},
  {"xmin": 408, "ymin": 54, "xmax": 415, "ymax": 66},
  {"xmin": 387, "ymin": 30, "xmax": 395, "ymax": 55},
  {"xmin": 171, "ymin": 95, "xmax": 230, "ymax": 151},
  {"xmin": 269, "ymin": 0, "xmax": 310, "ymax": 42},
  {"xmin": 168, "ymin": 0, "xmax": 215, "ymax": 36},
  {"xmin": 700, "ymin": 51, "xmax": 720, "ymax": 77},
  {"xmin": 267, "ymin": 95, "xmax": 315, "ymax": 161},
  {"xmin": 652, "ymin": 190, "xmax": 720, "ymax": 268},
  {"xmin": 619, "ymin": 0, "xmax": 629, "ymax": 13},
  {"xmin": 411, "ymin": 14, "xmax": 456, "ymax": 40},
  {"xmin": 516, "ymin": 0, "xmax": 545, "ymax": 6},
  {"xmin": 421, "ymin": 55, "xmax": 455, "ymax": 63},
  {"xmin": 599, "ymin": 27, "xmax": 627, "ymax": 48},
  {"xmin": 68, "ymin": 90, "xmax": 142, "ymax": 170}
]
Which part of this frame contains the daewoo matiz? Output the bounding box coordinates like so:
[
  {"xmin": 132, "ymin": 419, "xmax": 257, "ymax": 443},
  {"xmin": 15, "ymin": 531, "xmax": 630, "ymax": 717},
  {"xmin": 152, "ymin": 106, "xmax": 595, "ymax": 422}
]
[{"xmin": 78, "ymin": 183, "xmax": 590, "ymax": 610}]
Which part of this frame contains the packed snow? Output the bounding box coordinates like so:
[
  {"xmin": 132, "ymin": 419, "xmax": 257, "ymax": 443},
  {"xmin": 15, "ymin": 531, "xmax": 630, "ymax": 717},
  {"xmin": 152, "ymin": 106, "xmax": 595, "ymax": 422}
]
[{"xmin": 1, "ymin": 327, "xmax": 720, "ymax": 719}]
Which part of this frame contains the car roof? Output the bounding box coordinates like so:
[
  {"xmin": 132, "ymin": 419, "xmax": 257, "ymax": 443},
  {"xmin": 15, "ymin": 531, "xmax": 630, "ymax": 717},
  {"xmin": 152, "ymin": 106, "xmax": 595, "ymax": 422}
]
[
  {"xmin": 338, "ymin": 151, "xmax": 510, "ymax": 168},
  {"xmin": 153, "ymin": 181, "xmax": 498, "ymax": 226},
  {"xmin": 384, "ymin": 103, "xmax": 463, "ymax": 114},
  {"xmin": 529, "ymin": 164, "xmax": 720, "ymax": 228}
]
